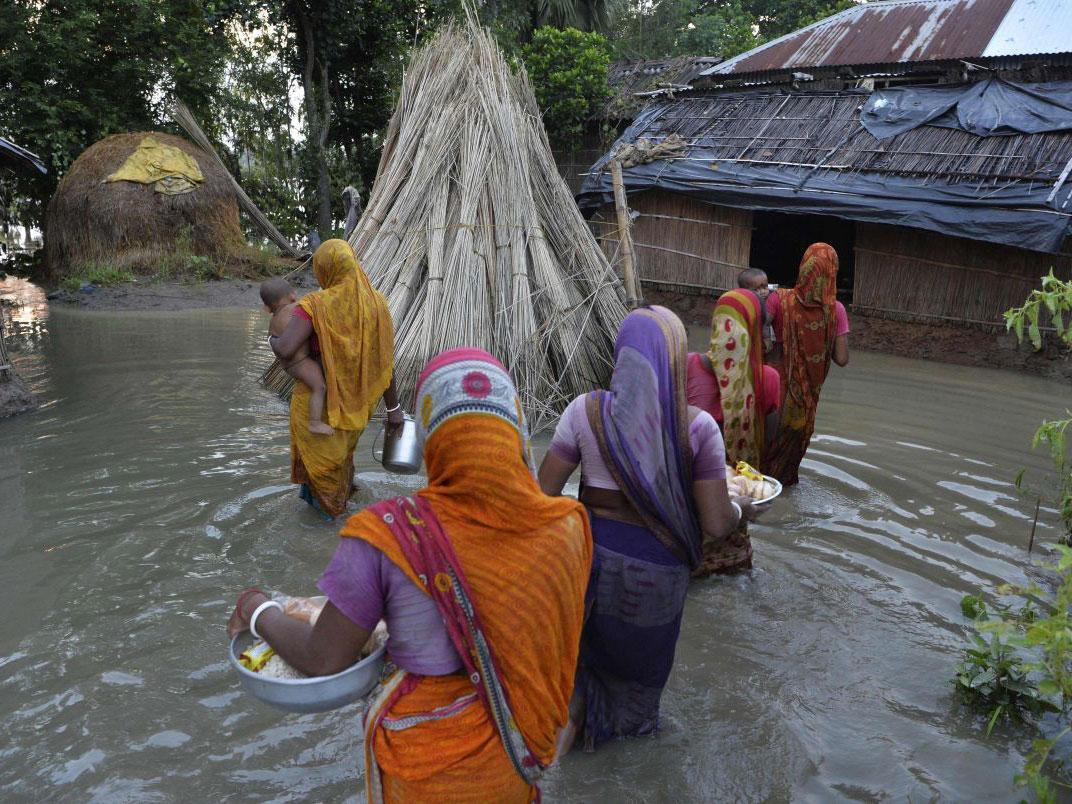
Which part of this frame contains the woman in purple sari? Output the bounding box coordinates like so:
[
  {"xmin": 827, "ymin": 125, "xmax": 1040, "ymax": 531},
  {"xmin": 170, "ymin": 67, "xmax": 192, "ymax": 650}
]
[{"xmin": 539, "ymin": 306, "xmax": 760, "ymax": 748}]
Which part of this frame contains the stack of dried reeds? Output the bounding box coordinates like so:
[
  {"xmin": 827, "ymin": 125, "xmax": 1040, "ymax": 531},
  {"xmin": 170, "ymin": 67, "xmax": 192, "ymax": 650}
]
[{"xmin": 350, "ymin": 12, "xmax": 627, "ymax": 429}]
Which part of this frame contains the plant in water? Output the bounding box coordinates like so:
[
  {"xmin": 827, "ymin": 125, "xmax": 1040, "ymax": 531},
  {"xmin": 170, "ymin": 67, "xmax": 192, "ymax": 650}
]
[{"xmin": 953, "ymin": 272, "xmax": 1072, "ymax": 800}]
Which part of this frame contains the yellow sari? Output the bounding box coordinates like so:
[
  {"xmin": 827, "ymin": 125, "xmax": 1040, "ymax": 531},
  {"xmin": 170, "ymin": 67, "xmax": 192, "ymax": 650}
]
[{"xmin": 290, "ymin": 240, "xmax": 394, "ymax": 517}]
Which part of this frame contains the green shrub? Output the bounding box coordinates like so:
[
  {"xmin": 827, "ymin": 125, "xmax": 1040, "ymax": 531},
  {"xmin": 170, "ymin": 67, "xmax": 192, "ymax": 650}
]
[{"xmin": 522, "ymin": 27, "xmax": 611, "ymax": 150}]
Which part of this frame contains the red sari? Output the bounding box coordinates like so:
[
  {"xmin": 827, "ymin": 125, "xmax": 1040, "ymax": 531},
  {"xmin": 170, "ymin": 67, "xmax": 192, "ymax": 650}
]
[{"xmin": 765, "ymin": 243, "xmax": 839, "ymax": 486}]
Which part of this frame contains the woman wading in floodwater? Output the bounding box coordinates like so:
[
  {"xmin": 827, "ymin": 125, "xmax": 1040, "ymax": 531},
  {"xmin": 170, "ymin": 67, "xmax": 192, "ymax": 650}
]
[
  {"xmin": 686, "ymin": 288, "xmax": 781, "ymax": 575},
  {"xmin": 230, "ymin": 349, "xmax": 592, "ymax": 800},
  {"xmin": 539, "ymin": 306, "xmax": 758, "ymax": 748},
  {"xmin": 269, "ymin": 240, "xmax": 403, "ymax": 518},
  {"xmin": 765, "ymin": 243, "xmax": 850, "ymax": 487}
]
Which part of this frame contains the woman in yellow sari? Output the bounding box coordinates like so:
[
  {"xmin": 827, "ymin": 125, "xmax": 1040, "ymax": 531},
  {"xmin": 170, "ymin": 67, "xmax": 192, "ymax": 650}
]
[
  {"xmin": 270, "ymin": 240, "xmax": 401, "ymax": 518},
  {"xmin": 229, "ymin": 348, "xmax": 592, "ymax": 801}
]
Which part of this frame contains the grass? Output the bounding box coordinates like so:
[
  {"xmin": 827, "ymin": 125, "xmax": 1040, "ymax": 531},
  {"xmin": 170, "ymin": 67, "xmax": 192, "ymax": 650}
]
[
  {"xmin": 61, "ymin": 264, "xmax": 135, "ymax": 292},
  {"xmin": 55, "ymin": 225, "xmax": 299, "ymax": 292}
]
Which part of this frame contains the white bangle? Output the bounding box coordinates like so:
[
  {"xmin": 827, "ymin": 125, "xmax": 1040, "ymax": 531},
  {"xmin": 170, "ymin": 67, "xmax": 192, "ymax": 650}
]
[
  {"xmin": 385, "ymin": 403, "xmax": 401, "ymax": 413},
  {"xmin": 249, "ymin": 600, "xmax": 284, "ymax": 639},
  {"xmin": 730, "ymin": 500, "xmax": 743, "ymax": 525}
]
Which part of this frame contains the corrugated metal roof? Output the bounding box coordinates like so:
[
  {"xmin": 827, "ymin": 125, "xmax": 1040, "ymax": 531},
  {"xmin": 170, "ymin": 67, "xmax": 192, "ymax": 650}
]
[
  {"xmin": 702, "ymin": 0, "xmax": 1072, "ymax": 77},
  {"xmin": 983, "ymin": 0, "xmax": 1072, "ymax": 56}
]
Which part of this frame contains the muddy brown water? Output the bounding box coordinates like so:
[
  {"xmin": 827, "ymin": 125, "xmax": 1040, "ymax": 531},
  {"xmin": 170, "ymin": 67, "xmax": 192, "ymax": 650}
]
[{"xmin": 1, "ymin": 276, "xmax": 1068, "ymax": 801}]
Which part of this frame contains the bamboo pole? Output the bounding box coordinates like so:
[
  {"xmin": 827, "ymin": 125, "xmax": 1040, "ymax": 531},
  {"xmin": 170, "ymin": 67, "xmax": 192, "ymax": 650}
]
[
  {"xmin": 0, "ymin": 310, "xmax": 11, "ymax": 381},
  {"xmin": 610, "ymin": 160, "xmax": 642, "ymax": 309},
  {"xmin": 171, "ymin": 99, "xmax": 302, "ymax": 259}
]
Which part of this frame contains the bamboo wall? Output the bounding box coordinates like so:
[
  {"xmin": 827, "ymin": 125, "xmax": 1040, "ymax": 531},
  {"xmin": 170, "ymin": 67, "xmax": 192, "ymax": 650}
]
[
  {"xmin": 590, "ymin": 191, "xmax": 753, "ymax": 292},
  {"xmin": 552, "ymin": 147, "xmax": 606, "ymax": 195},
  {"xmin": 853, "ymin": 223, "xmax": 1072, "ymax": 328}
]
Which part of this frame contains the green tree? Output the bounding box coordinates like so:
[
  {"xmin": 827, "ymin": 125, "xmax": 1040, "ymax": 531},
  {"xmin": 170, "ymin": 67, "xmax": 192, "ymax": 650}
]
[
  {"xmin": 0, "ymin": 0, "xmax": 235, "ymax": 228},
  {"xmin": 522, "ymin": 27, "xmax": 612, "ymax": 149},
  {"xmin": 482, "ymin": 0, "xmax": 615, "ymax": 50},
  {"xmin": 252, "ymin": 0, "xmax": 458, "ymax": 237},
  {"xmin": 610, "ymin": 0, "xmax": 856, "ymax": 61}
]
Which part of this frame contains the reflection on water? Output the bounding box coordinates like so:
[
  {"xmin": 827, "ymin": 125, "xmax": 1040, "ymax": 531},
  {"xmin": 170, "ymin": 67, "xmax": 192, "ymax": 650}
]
[
  {"xmin": 0, "ymin": 292, "xmax": 1067, "ymax": 801},
  {"xmin": 1, "ymin": 275, "xmax": 49, "ymax": 343}
]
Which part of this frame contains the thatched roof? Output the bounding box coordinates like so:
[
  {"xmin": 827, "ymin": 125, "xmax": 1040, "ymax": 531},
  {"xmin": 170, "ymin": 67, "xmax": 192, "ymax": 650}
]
[
  {"xmin": 0, "ymin": 137, "xmax": 45, "ymax": 175},
  {"xmin": 45, "ymin": 132, "xmax": 245, "ymax": 278},
  {"xmin": 629, "ymin": 88, "xmax": 1072, "ymax": 183},
  {"xmin": 603, "ymin": 57, "xmax": 721, "ymax": 120},
  {"xmin": 579, "ymin": 85, "xmax": 1072, "ymax": 252}
]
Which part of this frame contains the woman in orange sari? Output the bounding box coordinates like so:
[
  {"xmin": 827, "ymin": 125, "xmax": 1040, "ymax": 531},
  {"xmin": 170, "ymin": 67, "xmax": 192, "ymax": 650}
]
[
  {"xmin": 228, "ymin": 348, "xmax": 592, "ymax": 801},
  {"xmin": 270, "ymin": 240, "xmax": 401, "ymax": 518},
  {"xmin": 765, "ymin": 243, "xmax": 850, "ymax": 486}
]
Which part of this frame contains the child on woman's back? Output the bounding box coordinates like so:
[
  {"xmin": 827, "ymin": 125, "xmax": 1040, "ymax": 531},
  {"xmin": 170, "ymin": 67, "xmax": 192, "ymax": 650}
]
[
  {"xmin": 260, "ymin": 277, "xmax": 334, "ymax": 435},
  {"xmin": 738, "ymin": 268, "xmax": 774, "ymax": 351}
]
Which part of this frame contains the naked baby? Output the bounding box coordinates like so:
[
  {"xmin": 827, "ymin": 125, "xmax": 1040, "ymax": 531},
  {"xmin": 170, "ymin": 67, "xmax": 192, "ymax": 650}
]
[{"xmin": 259, "ymin": 277, "xmax": 334, "ymax": 435}]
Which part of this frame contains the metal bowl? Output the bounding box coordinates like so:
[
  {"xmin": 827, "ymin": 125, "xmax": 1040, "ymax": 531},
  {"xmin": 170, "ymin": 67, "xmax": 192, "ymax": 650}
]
[
  {"xmin": 229, "ymin": 631, "xmax": 386, "ymax": 714},
  {"xmin": 754, "ymin": 475, "xmax": 783, "ymax": 506}
]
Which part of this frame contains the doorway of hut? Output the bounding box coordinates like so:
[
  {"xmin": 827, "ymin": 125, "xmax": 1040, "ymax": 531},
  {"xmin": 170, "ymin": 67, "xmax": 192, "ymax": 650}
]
[{"xmin": 749, "ymin": 211, "xmax": 855, "ymax": 301}]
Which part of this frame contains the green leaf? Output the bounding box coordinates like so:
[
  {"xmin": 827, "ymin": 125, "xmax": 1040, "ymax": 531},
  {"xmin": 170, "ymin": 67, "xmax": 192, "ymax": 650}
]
[
  {"xmin": 986, "ymin": 704, "xmax": 1004, "ymax": 736},
  {"xmin": 970, "ymin": 669, "xmax": 997, "ymax": 688}
]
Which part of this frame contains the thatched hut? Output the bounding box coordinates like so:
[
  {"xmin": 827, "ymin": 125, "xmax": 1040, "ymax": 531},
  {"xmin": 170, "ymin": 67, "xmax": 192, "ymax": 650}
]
[
  {"xmin": 579, "ymin": 0, "xmax": 1072, "ymax": 330},
  {"xmin": 45, "ymin": 132, "xmax": 245, "ymax": 278}
]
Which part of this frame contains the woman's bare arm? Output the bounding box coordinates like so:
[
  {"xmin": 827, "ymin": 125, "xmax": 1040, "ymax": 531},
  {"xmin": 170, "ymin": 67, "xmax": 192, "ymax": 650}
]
[
  {"xmin": 270, "ymin": 314, "xmax": 313, "ymax": 361},
  {"xmin": 833, "ymin": 334, "xmax": 849, "ymax": 367},
  {"xmin": 231, "ymin": 594, "xmax": 369, "ymax": 677},
  {"xmin": 693, "ymin": 478, "xmax": 757, "ymax": 540},
  {"xmin": 538, "ymin": 452, "xmax": 578, "ymax": 496},
  {"xmin": 381, "ymin": 376, "xmax": 404, "ymax": 426}
]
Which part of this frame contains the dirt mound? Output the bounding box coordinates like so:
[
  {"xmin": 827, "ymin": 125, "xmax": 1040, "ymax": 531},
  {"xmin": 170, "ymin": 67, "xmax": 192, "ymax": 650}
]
[{"xmin": 0, "ymin": 373, "xmax": 37, "ymax": 418}]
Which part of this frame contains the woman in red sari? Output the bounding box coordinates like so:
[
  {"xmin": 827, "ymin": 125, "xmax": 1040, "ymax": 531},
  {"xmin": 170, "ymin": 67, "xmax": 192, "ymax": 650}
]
[{"xmin": 765, "ymin": 243, "xmax": 850, "ymax": 486}]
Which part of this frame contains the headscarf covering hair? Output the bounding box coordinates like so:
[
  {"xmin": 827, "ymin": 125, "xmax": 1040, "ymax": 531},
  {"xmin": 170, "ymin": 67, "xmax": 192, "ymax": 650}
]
[
  {"xmin": 342, "ymin": 348, "xmax": 591, "ymax": 796},
  {"xmin": 299, "ymin": 239, "xmax": 394, "ymax": 432},
  {"xmin": 707, "ymin": 289, "xmax": 765, "ymax": 468},
  {"xmin": 766, "ymin": 242, "xmax": 840, "ymax": 486},
  {"xmin": 587, "ymin": 306, "xmax": 702, "ymax": 568}
]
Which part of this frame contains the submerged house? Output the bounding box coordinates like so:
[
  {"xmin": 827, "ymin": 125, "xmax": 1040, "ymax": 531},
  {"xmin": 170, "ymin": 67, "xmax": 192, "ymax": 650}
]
[{"xmin": 578, "ymin": 0, "xmax": 1072, "ymax": 328}]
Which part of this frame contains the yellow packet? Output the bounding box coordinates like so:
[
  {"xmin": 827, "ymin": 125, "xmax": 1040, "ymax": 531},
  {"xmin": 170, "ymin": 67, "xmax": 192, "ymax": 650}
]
[
  {"xmin": 735, "ymin": 461, "xmax": 763, "ymax": 481},
  {"xmin": 239, "ymin": 640, "xmax": 275, "ymax": 672}
]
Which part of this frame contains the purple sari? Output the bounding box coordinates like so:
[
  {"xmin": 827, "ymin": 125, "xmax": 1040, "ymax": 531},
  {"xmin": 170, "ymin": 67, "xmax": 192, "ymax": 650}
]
[
  {"xmin": 586, "ymin": 305, "xmax": 703, "ymax": 568},
  {"xmin": 577, "ymin": 306, "xmax": 703, "ymax": 748}
]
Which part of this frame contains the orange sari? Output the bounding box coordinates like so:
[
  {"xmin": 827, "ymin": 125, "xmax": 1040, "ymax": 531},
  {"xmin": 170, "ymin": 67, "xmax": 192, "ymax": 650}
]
[
  {"xmin": 290, "ymin": 240, "xmax": 394, "ymax": 516},
  {"xmin": 341, "ymin": 349, "xmax": 591, "ymax": 801},
  {"xmin": 766, "ymin": 243, "xmax": 839, "ymax": 486}
]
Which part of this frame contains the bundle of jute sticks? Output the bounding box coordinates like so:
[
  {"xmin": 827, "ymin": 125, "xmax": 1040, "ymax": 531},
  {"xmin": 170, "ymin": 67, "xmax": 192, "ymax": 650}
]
[{"xmin": 349, "ymin": 11, "xmax": 627, "ymax": 430}]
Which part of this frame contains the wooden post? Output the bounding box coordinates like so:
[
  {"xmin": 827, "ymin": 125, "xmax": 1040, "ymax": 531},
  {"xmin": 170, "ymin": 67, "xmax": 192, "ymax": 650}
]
[
  {"xmin": 0, "ymin": 309, "xmax": 11, "ymax": 382},
  {"xmin": 610, "ymin": 160, "xmax": 643, "ymax": 308}
]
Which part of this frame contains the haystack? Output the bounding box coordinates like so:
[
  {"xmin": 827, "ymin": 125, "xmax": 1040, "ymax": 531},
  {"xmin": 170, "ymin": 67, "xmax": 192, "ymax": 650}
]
[
  {"xmin": 45, "ymin": 132, "xmax": 245, "ymax": 277},
  {"xmin": 351, "ymin": 14, "xmax": 628, "ymax": 427}
]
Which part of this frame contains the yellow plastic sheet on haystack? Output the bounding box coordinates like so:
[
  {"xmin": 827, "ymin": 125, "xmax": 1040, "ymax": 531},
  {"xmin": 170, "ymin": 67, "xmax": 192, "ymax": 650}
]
[{"xmin": 105, "ymin": 135, "xmax": 204, "ymax": 194}]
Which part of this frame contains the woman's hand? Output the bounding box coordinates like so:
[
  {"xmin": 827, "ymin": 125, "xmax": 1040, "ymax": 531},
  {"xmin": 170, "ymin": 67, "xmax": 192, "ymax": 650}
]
[
  {"xmin": 387, "ymin": 406, "xmax": 405, "ymax": 428},
  {"xmin": 732, "ymin": 497, "xmax": 762, "ymax": 523},
  {"xmin": 227, "ymin": 588, "xmax": 268, "ymax": 639}
]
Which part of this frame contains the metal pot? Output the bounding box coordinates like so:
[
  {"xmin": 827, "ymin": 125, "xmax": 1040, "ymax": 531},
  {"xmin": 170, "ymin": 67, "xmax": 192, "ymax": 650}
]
[{"xmin": 373, "ymin": 414, "xmax": 422, "ymax": 474}]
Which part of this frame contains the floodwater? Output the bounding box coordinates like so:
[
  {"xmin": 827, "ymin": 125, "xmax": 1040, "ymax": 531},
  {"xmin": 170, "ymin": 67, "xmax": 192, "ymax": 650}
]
[{"xmin": 1, "ymin": 276, "xmax": 1067, "ymax": 802}]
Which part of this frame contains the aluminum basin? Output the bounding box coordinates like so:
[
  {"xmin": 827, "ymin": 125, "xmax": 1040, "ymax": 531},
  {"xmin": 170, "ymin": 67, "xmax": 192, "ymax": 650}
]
[{"xmin": 229, "ymin": 631, "xmax": 386, "ymax": 714}]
